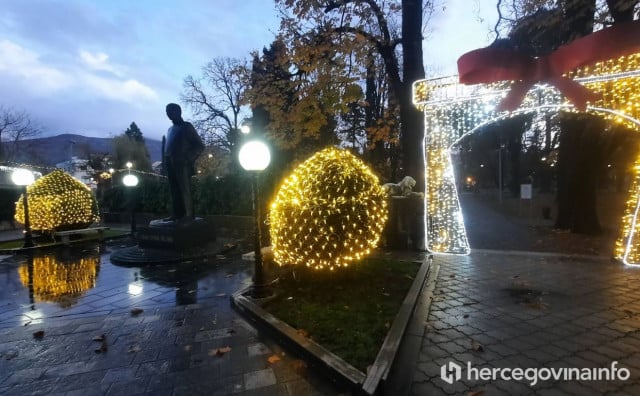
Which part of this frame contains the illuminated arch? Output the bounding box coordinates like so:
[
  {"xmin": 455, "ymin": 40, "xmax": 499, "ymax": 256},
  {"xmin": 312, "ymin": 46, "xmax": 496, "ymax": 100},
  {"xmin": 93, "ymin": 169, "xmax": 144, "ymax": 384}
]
[{"xmin": 413, "ymin": 53, "xmax": 640, "ymax": 265}]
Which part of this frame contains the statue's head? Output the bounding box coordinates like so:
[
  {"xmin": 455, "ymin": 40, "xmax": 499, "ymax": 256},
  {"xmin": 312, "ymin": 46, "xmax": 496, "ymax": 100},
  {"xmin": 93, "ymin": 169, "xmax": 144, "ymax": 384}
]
[{"xmin": 166, "ymin": 103, "xmax": 182, "ymax": 122}]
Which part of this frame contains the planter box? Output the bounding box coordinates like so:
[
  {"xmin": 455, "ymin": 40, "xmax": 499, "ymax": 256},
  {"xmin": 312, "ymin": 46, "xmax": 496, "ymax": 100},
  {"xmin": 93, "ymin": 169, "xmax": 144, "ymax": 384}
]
[{"xmin": 231, "ymin": 255, "xmax": 432, "ymax": 395}]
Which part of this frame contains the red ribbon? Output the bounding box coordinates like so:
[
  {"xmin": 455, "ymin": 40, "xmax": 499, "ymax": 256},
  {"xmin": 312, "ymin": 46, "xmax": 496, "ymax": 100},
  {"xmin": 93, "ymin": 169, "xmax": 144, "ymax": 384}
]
[{"xmin": 457, "ymin": 20, "xmax": 640, "ymax": 111}]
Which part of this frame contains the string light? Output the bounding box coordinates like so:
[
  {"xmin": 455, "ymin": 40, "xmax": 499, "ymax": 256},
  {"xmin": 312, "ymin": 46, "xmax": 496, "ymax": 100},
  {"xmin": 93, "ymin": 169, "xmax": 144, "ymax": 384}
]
[
  {"xmin": 269, "ymin": 147, "xmax": 388, "ymax": 271},
  {"xmin": 18, "ymin": 255, "xmax": 99, "ymax": 307},
  {"xmin": 413, "ymin": 53, "xmax": 640, "ymax": 264},
  {"xmin": 14, "ymin": 169, "xmax": 101, "ymax": 232}
]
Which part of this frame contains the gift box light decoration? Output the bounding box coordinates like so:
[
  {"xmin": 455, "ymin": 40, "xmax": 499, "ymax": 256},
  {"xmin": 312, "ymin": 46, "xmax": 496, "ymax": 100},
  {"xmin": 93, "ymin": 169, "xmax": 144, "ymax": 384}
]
[
  {"xmin": 413, "ymin": 20, "xmax": 640, "ymax": 264},
  {"xmin": 18, "ymin": 255, "xmax": 100, "ymax": 307},
  {"xmin": 269, "ymin": 147, "xmax": 388, "ymax": 271},
  {"xmin": 15, "ymin": 169, "xmax": 100, "ymax": 232}
]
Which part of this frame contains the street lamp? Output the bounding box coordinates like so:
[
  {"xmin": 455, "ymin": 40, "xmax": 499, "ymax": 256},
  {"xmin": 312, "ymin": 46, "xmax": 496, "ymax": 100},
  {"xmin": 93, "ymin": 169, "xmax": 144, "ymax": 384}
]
[
  {"xmin": 123, "ymin": 174, "xmax": 139, "ymax": 236},
  {"xmin": 238, "ymin": 140, "xmax": 271, "ymax": 298},
  {"xmin": 12, "ymin": 168, "xmax": 35, "ymax": 248}
]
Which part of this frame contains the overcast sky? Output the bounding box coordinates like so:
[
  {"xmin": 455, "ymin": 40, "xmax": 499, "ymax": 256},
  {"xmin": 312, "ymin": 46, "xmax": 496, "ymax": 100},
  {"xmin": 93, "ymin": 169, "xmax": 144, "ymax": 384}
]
[{"xmin": 0, "ymin": 0, "xmax": 496, "ymax": 142}]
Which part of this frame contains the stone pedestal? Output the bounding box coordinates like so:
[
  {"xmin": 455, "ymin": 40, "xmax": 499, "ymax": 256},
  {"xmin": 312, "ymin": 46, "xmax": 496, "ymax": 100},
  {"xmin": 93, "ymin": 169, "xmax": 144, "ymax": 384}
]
[
  {"xmin": 137, "ymin": 218, "xmax": 216, "ymax": 250},
  {"xmin": 110, "ymin": 218, "xmax": 217, "ymax": 265}
]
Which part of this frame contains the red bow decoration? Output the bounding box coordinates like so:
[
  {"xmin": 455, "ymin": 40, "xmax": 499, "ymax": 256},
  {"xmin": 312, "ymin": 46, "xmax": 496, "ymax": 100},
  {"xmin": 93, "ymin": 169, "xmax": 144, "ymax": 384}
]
[{"xmin": 457, "ymin": 20, "xmax": 640, "ymax": 112}]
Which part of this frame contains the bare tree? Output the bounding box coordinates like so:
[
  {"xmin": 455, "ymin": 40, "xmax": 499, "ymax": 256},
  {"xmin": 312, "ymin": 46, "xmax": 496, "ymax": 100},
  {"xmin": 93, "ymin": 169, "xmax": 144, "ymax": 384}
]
[
  {"xmin": 181, "ymin": 57, "xmax": 249, "ymax": 163},
  {"xmin": 0, "ymin": 106, "xmax": 42, "ymax": 163}
]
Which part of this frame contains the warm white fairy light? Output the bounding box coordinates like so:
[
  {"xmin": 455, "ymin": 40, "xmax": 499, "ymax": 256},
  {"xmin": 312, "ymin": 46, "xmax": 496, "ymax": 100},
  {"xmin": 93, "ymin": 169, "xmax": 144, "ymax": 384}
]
[{"xmin": 414, "ymin": 53, "xmax": 640, "ymax": 264}]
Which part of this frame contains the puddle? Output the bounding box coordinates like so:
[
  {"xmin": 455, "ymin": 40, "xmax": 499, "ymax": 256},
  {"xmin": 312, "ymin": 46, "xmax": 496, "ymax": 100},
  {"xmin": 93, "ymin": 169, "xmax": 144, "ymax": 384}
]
[{"xmin": 0, "ymin": 240, "xmax": 252, "ymax": 326}]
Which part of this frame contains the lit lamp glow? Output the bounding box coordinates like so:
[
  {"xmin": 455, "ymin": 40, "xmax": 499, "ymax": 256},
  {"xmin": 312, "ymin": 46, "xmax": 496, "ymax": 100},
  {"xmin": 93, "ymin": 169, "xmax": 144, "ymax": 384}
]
[
  {"xmin": 239, "ymin": 140, "xmax": 271, "ymax": 298},
  {"xmin": 12, "ymin": 168, "xmax": 35, "ymax": 248},
  {"xmin": 122, "ymin": 174, "xmax": 139, "ymax": 236}
]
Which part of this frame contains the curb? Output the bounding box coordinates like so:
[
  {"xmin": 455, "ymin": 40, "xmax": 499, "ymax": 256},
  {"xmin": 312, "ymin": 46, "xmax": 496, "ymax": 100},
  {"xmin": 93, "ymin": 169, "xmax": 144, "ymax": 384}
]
[
  {"xmin": 383, "ymin": 255, "xmax": 439, "ymax": 395},
  {"xmin": 231, "ymin": 255, "xmax": 432, "ymax": 395}
]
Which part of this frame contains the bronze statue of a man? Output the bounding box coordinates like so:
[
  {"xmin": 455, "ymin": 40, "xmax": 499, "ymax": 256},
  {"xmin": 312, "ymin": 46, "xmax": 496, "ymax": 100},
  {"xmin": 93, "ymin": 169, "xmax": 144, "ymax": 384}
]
[{"xmin": 164, "ymin": 103, "xmax": 204, "ymax": 221}]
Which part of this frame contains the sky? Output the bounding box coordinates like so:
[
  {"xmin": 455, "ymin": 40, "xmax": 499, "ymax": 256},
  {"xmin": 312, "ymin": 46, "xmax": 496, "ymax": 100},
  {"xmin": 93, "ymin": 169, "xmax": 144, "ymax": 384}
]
[{"xmin": 0, "ymin": 0, "xmax": 497, "ymax": 142}]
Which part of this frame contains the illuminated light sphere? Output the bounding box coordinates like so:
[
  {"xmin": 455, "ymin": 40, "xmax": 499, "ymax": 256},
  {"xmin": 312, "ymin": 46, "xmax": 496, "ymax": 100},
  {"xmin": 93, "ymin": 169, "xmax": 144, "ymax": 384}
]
[
  {"xmin": 18, "ymin": 255, "xmax": 99, "ymax": 308},
  {"xmin": 123, "ymin": 174, "xmax": 139, "ymax": 187},
  {"xmin": 269, "ymin": 147, "xmax": 388, "ymax": 271},
  {"xmin": 11, "ymin": 168, "xmax": 35, "ymax": 186},
  {"xmin": 14, "ymin": 169, "xmax": 101, "ymax": 232},
  {"xmin": 239, "ymin": 140, "xmax": 271, "ymax": 171}
]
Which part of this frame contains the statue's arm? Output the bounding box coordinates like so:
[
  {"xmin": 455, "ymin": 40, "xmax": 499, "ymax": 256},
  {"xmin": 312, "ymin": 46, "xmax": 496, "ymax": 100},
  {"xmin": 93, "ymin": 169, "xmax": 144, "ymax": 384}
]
[{"xmin": 186, "ymin": 123, "xmax": 205, "ymax": 159}]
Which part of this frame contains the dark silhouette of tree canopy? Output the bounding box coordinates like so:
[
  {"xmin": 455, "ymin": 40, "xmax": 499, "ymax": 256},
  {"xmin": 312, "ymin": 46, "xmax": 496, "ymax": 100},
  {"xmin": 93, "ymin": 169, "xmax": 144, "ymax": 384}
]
[
  {"xmin": 493, "ymin": 0, "xmax": 639, "ymax": 234},
  {"xmin": 112, "ymin": 122, "xmax": 151, "ymax": 172},
  {"xmin": 124, "ymin": 122, "xmax": 144, "ymax": 142}
]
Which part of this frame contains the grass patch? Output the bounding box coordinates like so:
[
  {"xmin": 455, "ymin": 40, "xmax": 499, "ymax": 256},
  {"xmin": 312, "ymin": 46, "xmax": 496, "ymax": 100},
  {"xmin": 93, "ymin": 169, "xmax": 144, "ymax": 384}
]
[
  {"xmin": 0, "ymin": 239, "xmax": 25, "ymax": 249},
  {"xmin": 262, "ymin": 258, "xmax": 420, "ymax": 372}
]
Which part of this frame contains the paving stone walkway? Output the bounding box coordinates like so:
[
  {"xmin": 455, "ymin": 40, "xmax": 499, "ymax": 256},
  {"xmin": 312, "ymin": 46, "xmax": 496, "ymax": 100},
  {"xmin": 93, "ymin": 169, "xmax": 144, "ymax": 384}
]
[
  {"xmin": 0, "ymin": 240, "xmax": 347, "ymax": 396},
  {"xmin": 409, "ymin": 251, "xmax": 640, "ymax": 395}
]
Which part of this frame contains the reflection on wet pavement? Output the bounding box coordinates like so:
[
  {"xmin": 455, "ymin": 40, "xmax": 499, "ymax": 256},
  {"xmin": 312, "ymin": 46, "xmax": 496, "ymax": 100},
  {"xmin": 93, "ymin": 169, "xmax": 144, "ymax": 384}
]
[{"xmin": 0, "ymin": 239, "xmax": 253, "ymax": 329}]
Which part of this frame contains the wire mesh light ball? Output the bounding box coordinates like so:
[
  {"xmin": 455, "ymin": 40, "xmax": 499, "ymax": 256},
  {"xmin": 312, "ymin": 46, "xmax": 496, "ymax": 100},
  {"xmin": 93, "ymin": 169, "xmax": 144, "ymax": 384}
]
[
  {"xmin": 15, "ymin": 169, "xmax": 100, "ymax": 232},
  {"xmin": 269, "ymin": 147, "xmax": 388, "ymax": 271}
]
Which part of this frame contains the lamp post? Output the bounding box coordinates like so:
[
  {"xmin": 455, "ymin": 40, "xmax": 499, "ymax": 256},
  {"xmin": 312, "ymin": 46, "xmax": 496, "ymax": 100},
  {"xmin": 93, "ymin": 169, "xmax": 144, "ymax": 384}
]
[
  {"xmin": 238, "ymin": 140, "xmax": 272, "ymax": 298},
  {"xmin": 11, "ymin": 168, "xmax": 35, "ymax": 248},
  {"xmin": 123, "ymin": 174, "xmax": 139, "ymax": 236}
]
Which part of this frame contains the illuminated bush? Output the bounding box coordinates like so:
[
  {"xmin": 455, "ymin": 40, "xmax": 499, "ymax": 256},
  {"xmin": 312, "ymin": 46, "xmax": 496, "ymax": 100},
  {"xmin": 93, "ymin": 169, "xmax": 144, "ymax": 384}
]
[
  {"xmin": 15, "ymin": 170, "xmax": 100, "ymax": 231},
  {"xmin": 18, "ymin": 255, "xmax": 99, "ymax": 307},
  {"xmin": 269, "ymin": 147, "xmax": 388, "ymax": 271}
]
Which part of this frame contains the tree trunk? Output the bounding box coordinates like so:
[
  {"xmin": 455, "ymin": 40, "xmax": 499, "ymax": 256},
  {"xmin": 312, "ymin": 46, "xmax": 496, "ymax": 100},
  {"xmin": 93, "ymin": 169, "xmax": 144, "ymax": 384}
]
[
  {"xmin": 400, "ymin": 0, "xmax": 425, "ymax": 192},
  {"xmin": 555, "ymin": 114, "xmax": 605, "ymax": 234}
]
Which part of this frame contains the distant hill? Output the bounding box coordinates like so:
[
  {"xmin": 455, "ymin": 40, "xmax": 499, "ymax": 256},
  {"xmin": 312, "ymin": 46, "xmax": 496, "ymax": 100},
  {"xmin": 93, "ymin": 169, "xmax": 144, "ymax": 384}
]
[{"xmin": 6, "ymin": 133, "xmax": 163, "ymax": 165}]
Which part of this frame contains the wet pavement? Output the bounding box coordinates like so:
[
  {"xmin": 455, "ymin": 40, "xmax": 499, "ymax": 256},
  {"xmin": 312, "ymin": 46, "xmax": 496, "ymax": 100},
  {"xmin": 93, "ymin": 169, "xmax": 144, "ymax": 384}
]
[
  {"xmin": 3, "ymin": 192, "xmax": 640, "ymax": 395},
  {"xmin": 0, "ymin": 238, "xmax": 347, "ymax": 395},
  {"xmin": 408, "ymin": 251, "xmax": 640, "ymax": 395}
]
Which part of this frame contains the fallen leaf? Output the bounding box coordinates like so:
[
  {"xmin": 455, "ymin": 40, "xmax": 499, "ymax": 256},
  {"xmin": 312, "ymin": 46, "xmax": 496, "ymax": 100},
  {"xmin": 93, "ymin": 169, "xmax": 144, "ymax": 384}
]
[
  {"xmin": 92, "ymin": 334, "xmax": 106, "ymax": 342},
  {"xmin": 208, "ymin": 346, "xmax": 232, "ymax": 357},
  {"xmin": 95, "ymin": 340, "xmax": 108, "ymax": 353},
  {"xmin": 526, "ymin": 301, "xmax": 549, "ymax": 310},
  {"xmin": 471, "ymin": 340, "xmax": 484, "ymax": 352},
  {"xmin": 130, "ymin": 308, "xmax": 144, "ymax": 316},
  {"xmin": 292, "ymin": 359, "xmax": 307, "ymax": 374},
  {"xmin": 127, "ymin": 345, "xmax": 142, "ymax": 353},
  {"xmin": 33, "ymin": 330, "xmax": 44, "ymax": 340},
  {"xmin": 267, "ymin": 354, "xmax": 281, "ymax": 364},
  {"xmin": 297, "ymin": 329, "xmax": 309, "ymax": 338}
]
